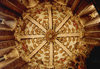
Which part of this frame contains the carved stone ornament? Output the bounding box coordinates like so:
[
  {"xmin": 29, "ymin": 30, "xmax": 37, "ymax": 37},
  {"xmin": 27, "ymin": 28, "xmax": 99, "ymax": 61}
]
[
  {"xmin": 22, "ymin": 0, "xmax": 39, "ymax": 8},
  {"xmin": 14, "ymin": 1, "xmax": 91, "ymax": 68}
]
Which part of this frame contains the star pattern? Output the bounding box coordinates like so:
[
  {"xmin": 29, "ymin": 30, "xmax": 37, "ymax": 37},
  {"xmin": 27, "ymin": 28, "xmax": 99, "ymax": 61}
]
[{"xmin": 15, "ymin": 2, "xmax": 82, "ymax": 68}]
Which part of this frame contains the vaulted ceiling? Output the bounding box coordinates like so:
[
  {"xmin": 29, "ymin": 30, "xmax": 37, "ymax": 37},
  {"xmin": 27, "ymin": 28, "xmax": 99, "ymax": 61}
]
[{"xmin": 0, "ymin": 0, "xmax": 100, "ymax": 69}]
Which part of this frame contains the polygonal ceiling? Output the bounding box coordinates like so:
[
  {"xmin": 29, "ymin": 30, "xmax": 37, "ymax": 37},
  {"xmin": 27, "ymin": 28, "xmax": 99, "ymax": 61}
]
[{"xmin": 14, "ymin": 2, "xmax": 88, "ymax": 69}]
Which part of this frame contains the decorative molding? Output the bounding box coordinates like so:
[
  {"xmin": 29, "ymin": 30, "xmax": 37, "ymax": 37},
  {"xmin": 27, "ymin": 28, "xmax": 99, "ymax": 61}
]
[
  {"xmin": 80, "ymin": 31, "xmax": 85, "ymax": 38},
  {"xmin": 54, "ymin": 0, "xmax": 67, "ymax": 5},
  {"xmin": 0, "ymin": 40, "xmax": 15, "ymax": 49},
  {"xmin": 8, "ymin": 0, "xmax": 27, "ymax": 11},
  {"xmin": 0, "ymin": 0, "xmax": 23, "ymax": 14},
  {"xmin": 0, "ymin": 20, "xmax": 17, "ymax": 31},
  {"xmin": 22, "ymin": 0, "xmax": 39, "ymax": 8},
  {"xmin": 0, "ymin": 35, "xmax": 15, "ymax": 41},
  {"xmin": 0, "ymin": 12, "xmax": 16, "ymax": 20},
  {"xmin": 85, "ymin": 16, "xmax": 100, "ymax": 27}
]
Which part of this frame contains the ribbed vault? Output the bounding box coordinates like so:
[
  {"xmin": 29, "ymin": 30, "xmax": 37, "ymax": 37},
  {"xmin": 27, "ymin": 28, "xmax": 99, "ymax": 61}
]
[
  {"xmin": 14, "ymin": 2, "xmax": 89, "ymax": 69},
  {"xmin": 0, "ymin": 0, "xmax": 100, "ymax": 69}
]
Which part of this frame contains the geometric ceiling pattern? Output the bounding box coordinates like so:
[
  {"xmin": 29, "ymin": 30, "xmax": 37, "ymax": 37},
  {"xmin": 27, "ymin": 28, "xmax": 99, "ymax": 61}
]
[{"xmin": 14, "ymin": 2, "xmax": 88, "ymax": 69}]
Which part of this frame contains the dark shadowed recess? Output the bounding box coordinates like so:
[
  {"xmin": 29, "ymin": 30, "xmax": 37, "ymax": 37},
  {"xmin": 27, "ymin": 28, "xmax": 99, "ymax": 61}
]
[{"xmin": 86, "ymin": 46, "xmax": 100, "ymax": 69}]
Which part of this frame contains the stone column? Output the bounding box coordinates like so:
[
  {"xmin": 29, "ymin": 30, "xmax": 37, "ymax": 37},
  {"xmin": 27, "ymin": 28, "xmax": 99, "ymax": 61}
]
[
  {"xmin": 3, "ymin": 57, "xmax": 26, "ymax": 69},
  {"xmin": 71, "ymin": 0, "xmax": 81, "ymax": 12},
  {"xmin": 84, "ymin": 38, "xmax": 100, "ymax": 46},
  {"xmin": 0, "ymin": 58, "xmax": 17, "ymax": 69},
  {"xmin": 0, "ymin": 47, "xmax": 13, "ymax": 57},
  {"xmin": 79, "ymin": 11, "xmax": 98, "ymax": 28},
  {"xmin": 74, "ymin": 0, "xmax": 91, "ymax": 15},
  {"xmin": 84, "ymin": 32, "xmax": 100, "ymax": 38},
  {"xmin": 78, "ymin": 4, "xmax": 96, "ymax": 17},
  {"xmin": 0, "ymin": 47, "xmax": 19, "ymax": 69},
  {"xmin": 0, "ymin": 40, "xmax": 15, "ymax": 49},
  {"xmin": 80, "ymin": 15, "xmax": 91, "ymax": 27},
  {"xmin": 0, "ymin": 3, "xmax": 19, "ymax": 19},
  {"xmin": 84, "ymin": 23, "xmax": 100, "ymax": 32},
  {"xmin": 0, "ymin": 30, "xmax": 15, "ymax": 41},
  {"xmin": 0, "ymin": 30, "xmax": 14, "ymax": 35},
  {"xmin": 0, "ymin": 0, "xmax": 23, "ymax": 15},
  {"xmin": 8, "ymin": 0, "xmax": 27, "ymax": 11},
  {"xmin": 85, "ymin": 16, "xmax": 100, "ymax": 27},
  {"xmin": 0, "ymin": 35, "xmax": 15, "ymax": 41}
]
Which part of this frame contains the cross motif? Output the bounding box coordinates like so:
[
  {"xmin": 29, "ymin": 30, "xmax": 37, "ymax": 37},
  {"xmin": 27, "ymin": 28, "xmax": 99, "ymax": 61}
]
[
  {"xmin": 73, "ymin": 20, "xmax": 78, "ymax": 28},
  {"xmin": 58, "ymin": 58, "xmax": 66, "ymax": 63},
  {"xmin": 22, "ymin": 43, "xmax": 28, "ymax": 51},
  {"xmin": 35, "ymin": 9, "xmax": 42, "ymax": 14}
]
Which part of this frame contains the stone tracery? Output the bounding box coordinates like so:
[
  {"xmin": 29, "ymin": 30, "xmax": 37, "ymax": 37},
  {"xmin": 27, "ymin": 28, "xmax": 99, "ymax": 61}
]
[
  {"xmin": 0, "ymin": 0, "xmax": 100, "ymax": 69},
  {"xmin": 14, "ymin": 2, "xmax": 87, "ymax": 69}
]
